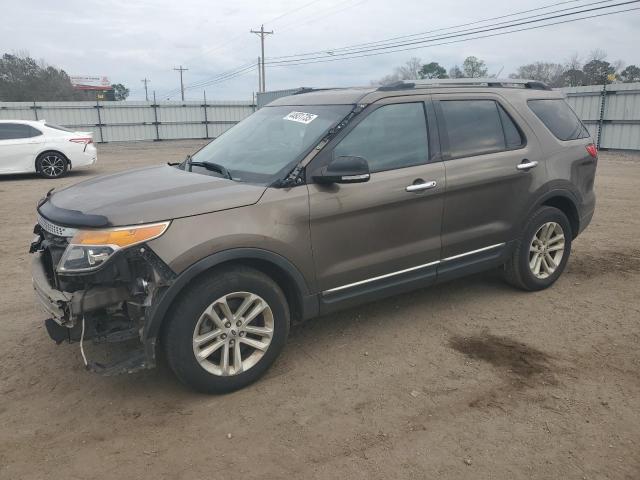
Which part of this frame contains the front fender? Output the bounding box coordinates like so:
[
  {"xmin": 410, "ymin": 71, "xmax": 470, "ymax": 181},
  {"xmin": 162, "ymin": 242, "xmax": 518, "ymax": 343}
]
[{"xmin": 143, "ymin": 247, "xmax": 316, "ymax": 342}]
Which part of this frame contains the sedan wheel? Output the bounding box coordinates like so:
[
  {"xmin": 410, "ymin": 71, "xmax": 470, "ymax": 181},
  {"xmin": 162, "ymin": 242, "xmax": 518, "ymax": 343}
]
[{"xmin": 38, "ymin": 153, "xmax": 68, "ymax": 178}]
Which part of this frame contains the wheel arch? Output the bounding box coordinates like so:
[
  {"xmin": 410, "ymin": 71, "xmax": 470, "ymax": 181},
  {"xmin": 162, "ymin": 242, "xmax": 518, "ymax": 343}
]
[
  {"xmin": 35, "ymin": 149, "xmax": 71, "ymax": 172},
  {"xmin": 144, "ymin": 248, "xmax": 318, "ymax": 342},
  {"xmin": 540, "ymin": 194, "xmax": 580, "ymax": 239}
]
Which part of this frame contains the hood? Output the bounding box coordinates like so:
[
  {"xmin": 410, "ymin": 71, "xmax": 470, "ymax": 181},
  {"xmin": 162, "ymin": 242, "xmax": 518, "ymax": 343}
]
[{"xmin": 39, "ymin": 165, "xmax": 267, "ymax": 227}]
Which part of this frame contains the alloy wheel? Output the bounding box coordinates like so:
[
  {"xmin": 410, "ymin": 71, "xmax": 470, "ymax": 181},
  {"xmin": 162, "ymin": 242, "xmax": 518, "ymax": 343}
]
[
  {"xmin": 529, "ymin": 221, "xmax": 565, "ymax": 279},
  {"xmin": 192, "ymin": 291, "xmax": 274, "ymax": 376},
  {"xmin": 40, "ymin": 154, "xmax": 66, "ymax": 177}
]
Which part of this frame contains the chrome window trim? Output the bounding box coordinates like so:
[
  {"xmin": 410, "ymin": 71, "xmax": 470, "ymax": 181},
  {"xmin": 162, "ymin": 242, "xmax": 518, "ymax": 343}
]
[{"xmin": 322, "ymin": 243, "xmax": 505, "ymax": 295}]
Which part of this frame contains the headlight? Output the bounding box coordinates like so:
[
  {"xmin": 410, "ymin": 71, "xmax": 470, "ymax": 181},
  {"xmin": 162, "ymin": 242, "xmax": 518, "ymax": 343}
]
[{"xmin": 57, "ymin": 222, "xmax": 169, "ymax": 273}]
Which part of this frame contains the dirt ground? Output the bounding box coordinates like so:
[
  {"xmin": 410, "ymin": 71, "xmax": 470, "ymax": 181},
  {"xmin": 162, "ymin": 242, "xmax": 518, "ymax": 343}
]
[{"xmin": 1, "ymin": 140, "xmax": 639, "ymax": 480}]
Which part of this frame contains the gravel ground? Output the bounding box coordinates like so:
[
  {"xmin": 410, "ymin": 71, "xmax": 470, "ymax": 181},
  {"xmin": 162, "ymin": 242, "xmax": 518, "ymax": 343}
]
[{"xmin": 0, "ymin": 140, "xmax": 639, "ymax": 480}]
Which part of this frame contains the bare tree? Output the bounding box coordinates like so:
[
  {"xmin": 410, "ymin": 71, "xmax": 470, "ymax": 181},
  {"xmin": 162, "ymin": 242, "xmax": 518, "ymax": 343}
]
[
  {"xmin": 511, "ymin": 62, "xmax": 565, "ymax": 87},
  {"xmin": 374, "ymin": 57, "xmax": 423, "ymax": 85},
  {"xmin": 587, "ymin": 49, "xmax": 608, "ymax": 62},
  {"xmin": 396, "ymin": 57, "xmax": 423, "ymax": 80},
  {"xmin": 565, "ymin": 53, "xmax": 582, "ymax": 71},
  {"xmin": 448, "ymin": 65, "xmax": 464, "ymax": 78}
]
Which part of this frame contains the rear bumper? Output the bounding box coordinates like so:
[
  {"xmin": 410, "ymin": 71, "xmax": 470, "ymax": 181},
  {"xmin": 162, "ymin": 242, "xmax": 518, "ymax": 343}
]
[{"xmin": 70, "ymin": 147, "xmax": 97, "ymax": 169}]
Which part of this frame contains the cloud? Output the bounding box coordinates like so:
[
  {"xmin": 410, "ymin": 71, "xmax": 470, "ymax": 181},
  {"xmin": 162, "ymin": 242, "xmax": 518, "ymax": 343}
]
[{"xmin": 2, "ymin": 0, "xmax": 638, "ymax": 99}]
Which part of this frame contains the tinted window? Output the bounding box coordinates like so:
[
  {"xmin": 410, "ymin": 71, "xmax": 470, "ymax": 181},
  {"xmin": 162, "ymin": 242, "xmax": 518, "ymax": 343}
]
[
  {"xmin": 334, "ymin": 103, "xmax": 428, "ymax": 172},
  {"xmin": 528, "ymin": 99, "xmax": 589, "ymax": 141},
  {"xmin": 440, "ymin": 100, "xmax": 507, "ymax": 158},
  {"xmin": 498, "ymin": 105, "xmax": 524, "ymax": 148},
  {"xmin": 0, "ymin": 123, "xmax": 41, "ymax": 140}
]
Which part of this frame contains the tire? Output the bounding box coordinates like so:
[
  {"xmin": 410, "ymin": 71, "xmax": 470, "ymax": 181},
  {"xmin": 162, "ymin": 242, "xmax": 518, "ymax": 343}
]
[
  {"xmin": 36, "ymin": 151, "xmax": 69, "ymax": 178},
  {"xmin": 162, "ymin": 266, "xmax": 290, "ymax": 393},
  {"xmin": 503, "ymin": 206, "xmax": 572, "ymax": 291}
]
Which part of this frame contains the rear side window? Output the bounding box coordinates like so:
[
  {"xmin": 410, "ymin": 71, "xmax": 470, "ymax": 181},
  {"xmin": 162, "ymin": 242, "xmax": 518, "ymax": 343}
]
[
  {"xmin": 0, "ymin": 123, "xmax": 41, "ymax": 140},
  {"xmin": 333, "ymin": 102, "xmax": 429, "ymax": 173},
  {"xmin": 439, "ymin": 100, "xmax": 523, "ymax": 159},
  {"xmin": 528, "ymin": 99, "xmax": 589, "ymax": 141}
]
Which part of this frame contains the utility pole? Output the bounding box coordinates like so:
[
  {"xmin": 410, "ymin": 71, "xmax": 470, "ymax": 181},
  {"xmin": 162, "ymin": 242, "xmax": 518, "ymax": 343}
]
[
  {"xmin": 250, "ymin": 25, "xmax": 273, "ymax": 92},
  {"xmin": 141, "ymin": 78, "xmax": 150, "ymax": 101},
  {"xmin": 173, "ymin": 65, "xmax": 189, "ymax": 101},
  {"xmin": 257, "ymin": 56, "xmax": 262, "ymax": 93}
]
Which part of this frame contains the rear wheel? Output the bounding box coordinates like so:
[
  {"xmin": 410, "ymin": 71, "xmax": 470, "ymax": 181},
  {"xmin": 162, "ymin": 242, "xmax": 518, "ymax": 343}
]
[
  {"xmin": 36, "ymin": 152, "xmax": 68, "ymax": 178},
  {"xmin": 162, "ymin": 266, "xmax": 290, "ymax": 393},
  {"xmin": 503, "ymin": 206, "xmax": 572, "ymax": 291}
]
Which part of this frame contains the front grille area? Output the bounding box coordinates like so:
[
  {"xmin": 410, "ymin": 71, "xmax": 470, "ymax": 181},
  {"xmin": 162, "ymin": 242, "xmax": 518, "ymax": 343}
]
[{"xmin": 37, "ymin": 214, "xmax": 77, "ymax": 238}]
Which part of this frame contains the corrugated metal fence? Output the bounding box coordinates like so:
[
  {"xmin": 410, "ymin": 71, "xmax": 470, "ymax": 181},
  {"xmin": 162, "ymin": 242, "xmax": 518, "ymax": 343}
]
[
  {"xmin": 256, "ymin": 88, "xmax": 308, "ymax": 108},
  {"xmin": 0, "ymin": 100, "xmax": 255, "ymax": 142},
  {"xmin": 2, "ymin": 83, "xmax": 639, "ymax": 149},
  {"xmin": 562, "ymin": 83, "xmax": 640, "ymax": 150}
]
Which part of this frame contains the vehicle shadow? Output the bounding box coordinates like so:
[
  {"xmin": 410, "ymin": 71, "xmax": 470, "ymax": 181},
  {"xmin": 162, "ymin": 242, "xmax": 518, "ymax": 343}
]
[
  {"xmin": 0, "ymin": 169, "xmax": 96, "ymax": 183},
  {"xmin": 99, "ymin": 269, "xmax": 514, "ymax": 398}
]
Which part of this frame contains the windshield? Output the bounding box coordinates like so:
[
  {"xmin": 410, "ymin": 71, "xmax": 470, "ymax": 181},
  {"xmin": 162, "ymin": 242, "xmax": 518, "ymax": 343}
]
[{"xmin": 189, "ymin": 104, "xmax": 353, "ymax": 184}]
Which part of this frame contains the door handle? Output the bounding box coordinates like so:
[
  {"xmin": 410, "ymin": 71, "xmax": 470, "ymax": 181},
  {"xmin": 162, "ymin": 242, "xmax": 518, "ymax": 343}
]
[
  {"xmin": 405, "ymin": 180, "xmax": 437, "ymax": 192},
  {"xmin": 517, "ymin": 160, "xmax": 538, "ymax": 171}
]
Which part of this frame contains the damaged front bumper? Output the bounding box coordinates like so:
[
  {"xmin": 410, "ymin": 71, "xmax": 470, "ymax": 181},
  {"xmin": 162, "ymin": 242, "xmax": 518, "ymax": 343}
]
[
  {"xmin": 32, "ymin": 252, "xmax": 129, "ymax": 326},
  {"xmin": 30, "ymin": 229, "xmax": 175, "ymax": 376}
]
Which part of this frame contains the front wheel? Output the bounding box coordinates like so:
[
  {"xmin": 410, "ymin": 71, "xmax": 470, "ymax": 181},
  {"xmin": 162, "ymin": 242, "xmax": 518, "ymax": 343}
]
[
  {"xmin": 503, "ymin": 206, "xmax": 572, "ymax": 291},
  {"xmin": 162, "ymin": 266, "xmax": 290, "ymax": 393}
]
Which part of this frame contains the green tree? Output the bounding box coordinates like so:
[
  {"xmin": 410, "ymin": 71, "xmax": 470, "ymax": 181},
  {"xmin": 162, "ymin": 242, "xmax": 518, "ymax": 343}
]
[
  {"xmin": 462, "ymin": 56, "xmax": 487, "ymax": 78},
  {"xmin": 419, "ymin": 62, "xmax": 448, "ymax": 79},
  {"xmin": 583, "ymin": 59, "xmax": 615, "ymax": 85},
  {"xmin": 620, "ymin": 65, "xmax": 640, "ymax": 83},
  {"xmin": 561, "ymin": 69, "xmax": 585, "ymax": 87},
  {"xmin": 0, "ymin": 52, "xmax": 76, "ymax": 101},
  {"xmin": 110, "ymin": 83, "xmax": 129, "ymax": 101}
]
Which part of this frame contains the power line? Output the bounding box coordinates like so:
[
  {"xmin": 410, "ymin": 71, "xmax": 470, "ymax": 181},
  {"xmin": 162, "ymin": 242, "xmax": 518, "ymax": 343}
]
[
  {"xmin": 275, "ymin": 0, "xmax": 369, "ymax": 33},
  {"xmin": 269, "ymin": 0, "xmax": 609, "ymax": 60},
  {"xmin": 265, "ymin": 5, "xmax": 640, "ymax": 68},
  {"xmin": 265, "ymin": 1, "xmax": 639, "ymax": 66}
]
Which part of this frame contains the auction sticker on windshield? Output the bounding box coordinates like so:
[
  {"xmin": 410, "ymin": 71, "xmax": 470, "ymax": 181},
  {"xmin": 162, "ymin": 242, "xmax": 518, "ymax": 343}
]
[{"xmin": 283, "ymin": 111, "xmax": 318, "ymax": 124}]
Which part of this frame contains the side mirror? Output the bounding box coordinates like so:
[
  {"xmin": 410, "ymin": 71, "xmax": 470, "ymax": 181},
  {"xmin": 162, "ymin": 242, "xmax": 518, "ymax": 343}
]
[{"xmin": 313, "ymin": 156, "xmax": 370, "ymax": 184}]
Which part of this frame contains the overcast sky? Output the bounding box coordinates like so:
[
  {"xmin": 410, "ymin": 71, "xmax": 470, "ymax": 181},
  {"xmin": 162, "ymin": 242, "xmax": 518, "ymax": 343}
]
[{"xmin": 3, "ymin": 0, "xmax": 639, "ymax": 100}]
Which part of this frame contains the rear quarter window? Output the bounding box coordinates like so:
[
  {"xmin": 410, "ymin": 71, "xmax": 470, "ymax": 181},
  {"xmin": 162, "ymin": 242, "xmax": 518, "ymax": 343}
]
[{"xmin": 528, "ymin": 99, "xmax": 589, "ymax": 141}]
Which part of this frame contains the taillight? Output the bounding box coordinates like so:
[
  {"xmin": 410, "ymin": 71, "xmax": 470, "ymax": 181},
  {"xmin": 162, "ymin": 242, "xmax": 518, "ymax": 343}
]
[
  {"xmin": 69, "ymin": 137, "xmax": 93, "ymax": 145},
  {"xmin": 586, "ymin": 143, "xmax": 598, "ymax": 158}
]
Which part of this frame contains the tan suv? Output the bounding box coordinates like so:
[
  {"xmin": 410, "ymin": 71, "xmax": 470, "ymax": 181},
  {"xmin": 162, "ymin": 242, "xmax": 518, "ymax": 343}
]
[{"xmin": 30, "ymin": 78, "xmax": 597, "ymax": 392}]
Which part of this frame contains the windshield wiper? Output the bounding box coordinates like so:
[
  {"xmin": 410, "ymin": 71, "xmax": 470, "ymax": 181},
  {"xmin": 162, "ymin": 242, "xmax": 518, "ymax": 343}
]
[
  {"xmin": 177, "ymin": 154, "xmax": 231, "ymax": 179},
  {"xmin": 184, "ymin": 159, "xmax": 232, "ymax": 179}
]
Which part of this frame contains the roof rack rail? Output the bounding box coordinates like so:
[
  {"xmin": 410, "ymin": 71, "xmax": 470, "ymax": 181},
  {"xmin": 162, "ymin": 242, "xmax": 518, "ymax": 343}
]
[{"xmin": 377, "ymin": 78, "xmax": 551, "ymax": 91}]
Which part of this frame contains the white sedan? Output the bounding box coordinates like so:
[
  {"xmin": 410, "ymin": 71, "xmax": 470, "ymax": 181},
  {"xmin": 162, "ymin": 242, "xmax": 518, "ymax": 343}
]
[{"xmin": 0, "ymin": 120, "xmax": 97, "ymax": 178}]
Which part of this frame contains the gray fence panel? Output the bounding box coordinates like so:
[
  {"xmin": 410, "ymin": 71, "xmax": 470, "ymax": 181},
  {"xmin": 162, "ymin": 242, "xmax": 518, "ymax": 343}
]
[
  {"xmin": 256, "ymin": 88, "xmax": 305, "ymax": 108},
  {"xmin": 0, "ymin": 100, "xmax": 255, "ymax": 143},
  {"xmin": 3, "ymin": 86, "xmax": 640, "ymax": 149},
  {"xmin": 561, "ymin": 82, "xmax": 640, "ymax": 150}
]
